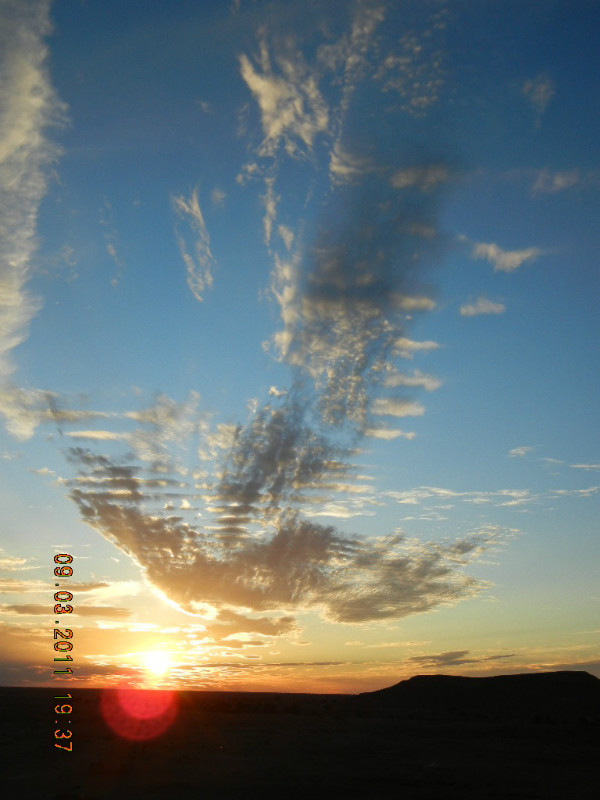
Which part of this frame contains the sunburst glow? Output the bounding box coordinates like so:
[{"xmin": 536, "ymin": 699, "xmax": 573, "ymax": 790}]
[{"xmin": 142, "ymin": 651, "xmax": 172, "ymax": 677}]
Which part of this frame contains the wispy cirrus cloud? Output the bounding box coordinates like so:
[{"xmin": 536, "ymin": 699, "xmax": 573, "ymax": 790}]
[
  {"xmin": 65, "ymin": 430, "xmax": 128, "ymax": 441},
  {"xmin": 239, "ymin": 37, "xmax": 329, "ymax": 159},
  {"xmin": 210, "ymin": 187, "xmax": 226, "ymax": 207},
  {"xmin": 374, "ymin": 12, "xmax": 447, "ymax": 116},
  {"xmin": 1, "ymin": 603, "xmax": 131, "ymax": 618},
  {"xmin": 371, "ymin": 398, "xmax": 425, "ymax": 418},
  {"xmin": 268, "ymin": 177, "xmax": 444, "ymax": 428},
  {"xmin": 363, "ymin": 427, "xmax": 416, "ymax": 441},
  {"xmin": 390, "ymin": 164, "xmax": 450, "ymax": 191},
  {"xmin": 237, "ymin": 8, "xmax": 450, "ymax": 436},
  {"xmin": 386, "ymin": 486, "xmax": 534, "ymax": 509},
  {"xmin": 382, "ymin": 369, "xmax": 442, "ymax": 391},
  {"xmin": 329, "ymin": 142, "xmax": 375, "ymax": 185},
  {"xmin": 531, "ymin": 168, "xmax": 581, "ymax": 195},
  {"xmin": 460, "ymin": 297, "xmax": 506, "ymax": 317},
  {"xmin": 0, "ymin": 387, "xmax": 115, "ymax": 442},
  {"xmin": 509, "ymin": 446, "xmax": 535, "ymax": 458},
  {"xmin": 522, "ymin": 73, "xmax": 554, "ymax": 122},
  {"xmin": 406, "ymin": 649, "xmax": 515, "ymax": 668},
  {"xmin": 471, "ymin": 241, "xmax": 542, "ymax": 273},
  {"xmin": 171, "ymin": 189, "xmax": 215, "ymax": 302},
  {"xmin": 0, "ymin": 552, "xmax": 28, "ymax": 571},
  {"xmin": 394, "ymin": 337, "xmax": 440, "ymax": 359},
  {"xmin": 317, "ymin": 2, "xmax": 385, "ymax": 120},
  {"xmin": 261, "ymin": 175, "xmax": 278, "ymax": 246},
  {"xmin": 0, "ymin": 577, "xmax": 110, "ymax": 594},
  {"xmin": 0, "ymin": 0, "xmax": 66, "ymax": 439}
]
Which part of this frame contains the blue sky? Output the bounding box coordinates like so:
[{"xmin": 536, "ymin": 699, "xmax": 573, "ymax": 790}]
[{"xmin": 0, "ymin": 0, "xmax": 598, "ymax": 692}]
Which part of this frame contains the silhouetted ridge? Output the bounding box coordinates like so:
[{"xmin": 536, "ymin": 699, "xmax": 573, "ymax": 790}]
[{"xmin": 356, "ymin": 671, "xmax": 600, "ymax": 720}]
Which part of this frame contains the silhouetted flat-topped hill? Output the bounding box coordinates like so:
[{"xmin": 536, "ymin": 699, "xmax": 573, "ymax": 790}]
[
  {"xmin": 356, "ymin": 670, "xmax": 600, "ymax": 720},
  {"xmin": 1, "ymin": 672, "xmax": 599, "ymax": 799}
]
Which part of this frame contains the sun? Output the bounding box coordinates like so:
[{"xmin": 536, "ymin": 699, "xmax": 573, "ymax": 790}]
[{"xmin": 142, "ymin": 650, "xmax": 172, "ymax": 677}]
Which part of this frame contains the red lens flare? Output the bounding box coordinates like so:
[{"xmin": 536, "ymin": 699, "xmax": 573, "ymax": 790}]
[{"xmin": 100, "ymin": 688, "xmax": 178, "ymax": 741}]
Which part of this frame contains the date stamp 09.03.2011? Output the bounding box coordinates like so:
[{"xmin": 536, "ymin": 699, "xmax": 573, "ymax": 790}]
[{"xmin": 53, "ymin": 553, "xmax": 74, "ymax": 752}]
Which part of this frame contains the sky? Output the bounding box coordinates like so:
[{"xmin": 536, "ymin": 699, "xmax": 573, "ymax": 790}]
[{"xmin": 0, "ymin": 0, "xmax": 598, "ymax": 694}]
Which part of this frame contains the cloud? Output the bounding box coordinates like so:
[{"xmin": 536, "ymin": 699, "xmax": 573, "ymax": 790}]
[
  {"xmin": 277, "ymin": 224, "xmax": 294, "ymax": 251},
  {"xmin": 317, "ymin": 2, "xmax": 385, "ymax": 117},
  {"xmin": 36, "ymin": 7, "xmax": 512, "ymax": 641},
  {"xmin": 374, "ymin": 17, "xmax": 447, "ymax": 116},
  {"xmin": 63, "ymin": 432, "xmax": 507, "ymax": 626},
  {"xmin": 0, "ymin": 0, "xmax": 66, "ymax": 438},
  {"xmin": 0, "ymin": 387, "xmax": 113, "ymax": 441},
  {"xmin": 460, "ymin": 297, "xmax": 506, "ymax": 317},
  {"xmin": 204, "ymin": 609, "xmax": 297, "ymax": 639},
  {"xmin": 211, "ymin": 393, "xmax": 353, "ymax": 532},
  {"xmin": 236, "ymin": 160, "xmax": 260, "ymax": 185},
  {"xmin": 382, "ymin": 369, "xmax": 442, "ymax": 391},
  {"xmin": 210, "ymin": 187, "xmax": 226, "ymax": 207},
  {"xmin": 240, "ymin": 12, "xmax": 449, "ymax": 434},
  {"xmin": 509, "ymin": 446, "xmax": 534, "ymax": 458},
  {"xmin": 532, "ymin": 168, "xmax": 581, "ymax": 194},
  {"xmin": 317, "ymin": 4, "xmax": 386, "ymax": 185},
  {"xmin": 65, "ymin": 430, "xmax": 128, "ymax": 441},
  {"xmin": 371, "ymin": 398, "xmax": 425, "ymax": 418},
  {"xmin": 550, "ymin": 486, "xmax": 599, "ymax": 499},
  {"xmin": 345, "ymin": 639, "xmax": 426, "ymax": 649},
  {"xmin": 386, "ymin": 485, "xmax": 534, "ymax": 510},
  {"xmin": 239, "ymin": 37, "xmax": 329, "ymax": 158},
  {"xmin": 471, "ymin": 241, "xmax": 541, "ymax": 273},
  {"xmin": 0, "ymin": 577, "xmax": 109, "ymax": 593},
  {"xmin": 523, "ymin": 73, "xmax": 554, "ymax": 120},
  {"xmin": 268, "ymin": 175, "xmax": 446, "ymax": 427},
  {"xmin": 329, "ymin": 142, "xmax": 375, "ymax": 185},
  {"xmin": 406, "ymin": 649, "xmax": 515, "ymax": 668},
  {"xmin": 570, "ymin": 463, "xmax": 600, "ymax": 472},
  {"xmin": 261, "ymin": 176, "xmax": 278, "ymax": 245},
  {"xmin": 364, "ymin": 427, "xmax": 416, "ymax": 441},
  {"xmin": 387, "ymin": 482, "xmax": 597, "ymax": 510},
  {"xmin": 394, "ymin": 337, "xmax": 440, "ymax": 359},
  {"xmin": 0, "ymin": 554, "xmax": 27, "ymax": 571},
  {"xmin": 1, "ymin": 603, "xmax": 131, "ymax": 618},
  {"xmin": 171, "ymin": 189, "xmax": 215, "ymax": 302},
  {"xmin": 390, "ymin": 164, "xmax": 450, "ymax": 191},
  {"xmin": 99, "ymin": 198, "xmax": 125, "ymax": 285}
]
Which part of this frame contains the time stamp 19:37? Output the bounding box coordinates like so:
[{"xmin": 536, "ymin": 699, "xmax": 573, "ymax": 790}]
[{"xmin": 53, "ymin": 553, "xmax": 74, "ymax": 752}]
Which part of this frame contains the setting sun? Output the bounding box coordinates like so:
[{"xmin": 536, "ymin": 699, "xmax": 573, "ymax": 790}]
[{"xmin": 142, "ymin": 651, "xmax": 172, "ymax": 677}]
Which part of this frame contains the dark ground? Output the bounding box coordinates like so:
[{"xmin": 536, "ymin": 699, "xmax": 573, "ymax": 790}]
[{"xmin": 2, "ymin": 671, "xmax": 598, "ymax": 799}]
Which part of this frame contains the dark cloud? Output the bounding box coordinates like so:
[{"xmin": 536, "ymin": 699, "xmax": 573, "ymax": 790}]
[
  {"xmin": 1, "ymin": 603, "xmax": 131, "ymax": 618},
  {"xmin": 65, "ymin": 445, "xmax": 503, "ymax": 625},
  {"xmin": 212, "ymin": 392, "xmax": 353, "ymax": 532},
  {"xmin": 0, "ymin": 578, "xmax": 109, "ymax": 593},
  {"xmin": 270, "ymin": 175, "xmax": 446, "ymax": 429},
  {"xmin": 406, "ymin": 650, "xmax": 516, "ymax": 668},
  {"xmin": 205, "ymin": 610, "xmax": 298, "ymax": 639}
]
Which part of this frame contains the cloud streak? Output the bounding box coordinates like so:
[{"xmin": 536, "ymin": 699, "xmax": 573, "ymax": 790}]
[
  {"xmin": 522, "ymin": 73, "xmax": 554, "ymax": 122},
  {"xmin": 172, "ymin": 189, "xmax": 215, "ymax": 302},
  {"xmin": 239, "ymin": 37, "xmax": 329, "ymax": 158},
  {"xmin": 269, "ymin": 176, "xmax": 444, "ymax": 428},
  {"xmin": 472, "ymin": 241, "xmax": 541, "ymax": 273},
  {"xmin": 0, "ymin": 0, "xmax": 65, "ymax": 438},
  {"xmin": 60, "ymin": 386, "xmax": 508, "ymax": 628},
  {"xmin": 460, "ymin": 297, "xmax": 506, "ymax": 317}
]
